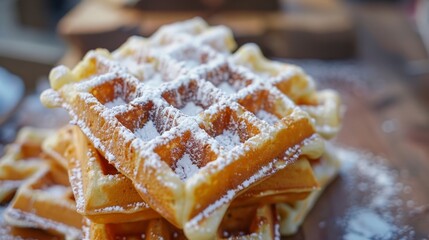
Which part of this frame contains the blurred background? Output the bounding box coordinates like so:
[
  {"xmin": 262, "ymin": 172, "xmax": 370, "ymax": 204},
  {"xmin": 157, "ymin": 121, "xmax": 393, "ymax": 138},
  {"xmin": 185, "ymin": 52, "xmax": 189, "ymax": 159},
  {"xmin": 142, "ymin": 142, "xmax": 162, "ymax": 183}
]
[{"xmin": 0, "ymin": 0, "xmax": 428, "ymax": 148}]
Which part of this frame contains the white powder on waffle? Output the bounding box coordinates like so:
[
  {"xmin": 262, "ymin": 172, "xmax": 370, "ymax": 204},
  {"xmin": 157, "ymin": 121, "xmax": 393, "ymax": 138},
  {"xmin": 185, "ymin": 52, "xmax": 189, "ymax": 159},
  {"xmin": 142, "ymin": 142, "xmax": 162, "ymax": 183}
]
[
  {"xmin": 69, "ymin": 159, "xmax": 85, "ymax": 211},
  {"xmin": 92, "ymin": 203, "xmax": 145, "ymax": 213},
  {"xmin": 82, "ymin": 219, "xmax": 91, "ymax": 240},
  {"xmin": 70, "ymin": 107, "xmax": 117, "ymax": 164},
  {"xmin": 41, "ymin": 185, "xmax": 69, "ymax": 198},
  {"xmin": 104, "ymin": 97, "xmax": 126, "ymax": 108},
  {"xmin": 180, "ymin": 102, "xmax": 204, "ymax": 116},
  {"xmin": 187, "ymin": 159, "xmax": 279, "ymax": 229},
  {"xmin": 183, "ymin": 60, "xmax": 200, "ymax": 69},
  {"xmin": 187, "ymin": 133, "xmax": 313, "ymax": 229},
  {"xmin": 0, "ymin": 180, "xmax": 23, "ymax": 191},
  {"xmin": 214, "ymin": 129, "xmax": 241, "ymax": 151},
  {"xmin": 4, "ymin": 208, "xmax": 82, "ymax": 239},
  {"xmin": 218, "ymin": 82, "xmax": 236, "ymax": 95},
  {"xmin": 175, "ymin": 153, "xmax": 199, "ymax": 181},
  {"xmin": 135, "ymin": 121, "xmax": 160, "ymax": 142},
  {"xmin": 256, "ymin": 109, "xmax": 279, "ymax": 125},
  {"xmin": 130, "ymin": 61, "xmax": 158, "ymax": 81},
  {"xmin": 143, "ymin": 73, "xmax": 164, "ymax": 89}
]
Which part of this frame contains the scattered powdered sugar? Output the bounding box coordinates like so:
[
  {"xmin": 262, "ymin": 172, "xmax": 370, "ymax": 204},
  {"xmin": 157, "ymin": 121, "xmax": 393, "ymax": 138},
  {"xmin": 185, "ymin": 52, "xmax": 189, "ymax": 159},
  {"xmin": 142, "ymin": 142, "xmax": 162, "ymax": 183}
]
[
  {"xmin": 218, "ymin": 82, "xmax": 236, "ymax": 95},
  {"xmin": 135, "ymin": 121, "xmax": 160, "ymax": 141},
  {"xmin": 256, "ymin": 109, "xmax": 279, "ymax": 125},
  {"xmin": 342, "ymin": 209, "xmax": 398, "ymax": 240},
  {"xmin": 334, "ymin": 146, "xmax": 418, "ymax": 239},
  {"xmin": 180, "ymin": 102, "xmax": 204, "ymax": 116},
  {"xmin": 104, "ymin": 98, "xmax": 126, "ymax": 108},
  {"xmin": 214, "ymin": 129, "xmax": 241, "ymax": 151},
  {"xmin": 174, "ymin": 153, "xmax": 199, "ymax": 180}
]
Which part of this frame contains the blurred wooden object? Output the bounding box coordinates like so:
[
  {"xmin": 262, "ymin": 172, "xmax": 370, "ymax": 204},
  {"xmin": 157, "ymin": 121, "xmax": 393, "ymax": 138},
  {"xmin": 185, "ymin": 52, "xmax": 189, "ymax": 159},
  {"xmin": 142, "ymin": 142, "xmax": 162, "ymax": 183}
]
[
  {"xmin": 101, "ymin": 0, "xmax": 279, "ymax": 11},
  {"xmin": 16, "ymin": 0, "xmax": 50, "ymax": 29},
  {"xmin": 415, "ymin": 0, "xmax": 429, "ymax": 56},
  {"xmin": 58, "ymin": 1, "xmax": 141, "ymax": 56},
  {"xmin": 57, "ymin": 0, "xmax": 355, "ymax": 63}
]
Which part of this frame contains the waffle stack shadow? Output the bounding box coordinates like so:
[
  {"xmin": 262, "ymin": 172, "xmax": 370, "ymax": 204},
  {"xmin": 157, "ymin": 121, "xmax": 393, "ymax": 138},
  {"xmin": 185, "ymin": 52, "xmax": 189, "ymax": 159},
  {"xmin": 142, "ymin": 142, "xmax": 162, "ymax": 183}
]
[{"xmin": 0, "ymin": 18, "xmax": 342, "ymax": 239}]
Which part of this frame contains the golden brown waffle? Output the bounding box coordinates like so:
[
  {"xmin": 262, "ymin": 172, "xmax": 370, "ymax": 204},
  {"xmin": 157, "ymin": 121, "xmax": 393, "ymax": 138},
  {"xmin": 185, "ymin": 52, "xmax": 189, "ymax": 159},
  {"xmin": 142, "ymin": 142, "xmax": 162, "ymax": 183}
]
[
  {"xmin": 0, "ymin": 127, "xmax": 53, "ymax": 203},
  {"xmin": 233, "ymin": 158, "xmax": 319, "ymax": 207},
  {"xmin": 65, "ymin": 124, "xmax": 319, "ymax": 224},
  {"xmin": 218, "ymin": 204, "xmax": 280, "ymax": 239},
  {"xmin": 85, "ymin": 218, "xmax": 186, "ymax": 240},
  {"xmin": 41, "ymin": 18, "xmax": 323, "ymax": 239},
  {"xmin": 65, "ymin": 122, "xmax": 319, "ymax": 216},
  {"xmin": 231, "ymin": 44, "xmax": 342, "ymax": 139},
  {"xmin": 0, "ymin": 208, "xmax": 58, "ymax": 240},
  {"xmin": 300, "ymin": 90, "xmax": 341, "ymax": 139},
  {"xmin": 0, "ymin": 127, "xmax": 328, "ymax": 239},
  {"xmin": 276, "ymin": 144, "xmax": 341, "ymax": 235},
  {"xmin": 66, "ymin": 125, "xmax": 159, "ymax": 223},
  {"xmin": 84, "ymin": 204, "xmax": 279, "ymax": 240},
  {"xmin": 42, "ymin": 125, "xmax": 74, "ymax": 170},
  {"xmin": 3, "ymin": 159, "xmax": 82, "ymax": 239}
]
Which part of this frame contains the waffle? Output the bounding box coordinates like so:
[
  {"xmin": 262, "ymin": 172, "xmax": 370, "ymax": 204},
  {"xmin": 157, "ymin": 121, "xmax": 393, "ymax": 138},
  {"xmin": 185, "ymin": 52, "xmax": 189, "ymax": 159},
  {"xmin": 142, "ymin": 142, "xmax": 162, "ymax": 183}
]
[
  {"xmin": 0, "ymin": 127, "xmax": 332, "ymax": 239},
  {"xmin": 231, "ymin": 44, "xmax": 342, "ymax": 139},
  {"xmin": 85, "ymin": 218, "xmax": 185, "ymax": 240},
  {"xmin": 0, "ymin": 209, "xmax": 58, "ymax": 240},
  {"xmin": 41, "ymin": 20, "xmax": 323, "ymax": 239},
  {"xmin": 276, "ymin": 144, "xmax": 341, "ymax": 235},
  {"xmin": 42, "ymin": 125, "xmax": 74, "ymax": 169},
  {"xmin": 66, "ymin": 125, "xmax": 159, "ymax": 223},
  {"xmin": 218, "ymin": 204, "xmax": 280, "ymax": 239},
  {"xmin": 300, "ymin": 90, "xmax": 342, "ymax": 139},
  {"xmin": 84, "ymin": 204, "xmax": 279, "ymax": 240},
  {"xmin": 3, "ymin": 158, "xmax": 82, "ymax": 239},
  {"xmin": 0, "ymin": 127, "xmax": 53, "ymax": 203},
  {"xmin": 233, "ymin": 158, "xmax": 319, "ymax": 207},
  {"xmin": 66, "ymin": 125, "xmax": 316, "ymax": 225}
]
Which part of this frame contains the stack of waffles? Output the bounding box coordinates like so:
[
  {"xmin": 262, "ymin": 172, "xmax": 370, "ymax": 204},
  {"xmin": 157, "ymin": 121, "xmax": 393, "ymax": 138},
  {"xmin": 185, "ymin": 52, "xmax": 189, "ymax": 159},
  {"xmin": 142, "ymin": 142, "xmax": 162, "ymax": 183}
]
[{"xmin": 0, "ymin": 18, "xmax": 342, "ymax": 239}]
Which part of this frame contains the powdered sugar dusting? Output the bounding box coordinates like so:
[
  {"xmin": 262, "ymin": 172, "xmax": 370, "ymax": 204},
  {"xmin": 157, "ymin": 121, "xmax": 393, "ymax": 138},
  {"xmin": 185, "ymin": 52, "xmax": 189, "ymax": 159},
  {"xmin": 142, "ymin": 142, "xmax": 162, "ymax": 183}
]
[
  {"xmin": 105, "ymin": 98, "xmax": 126, "ymax": 108},
  {"xmin": 41, "ymin": 185, "xmax": 69, "ymax": 198},
  {"xmin": 4, "ymin": 208, "xmax": 82, "ymax": 239},
  {"xmin": 143, "ymin": 74, "xmax": 164, "ymax": 89},
  {"xmin": 69, "ymin": 157, "xmax": 85, "ymax": 211},
  {"xmin": 186, "ymin": 158, "xmax": 282, "ymax": 229},
  {"xmin": 218, "ymin": 82, "xmax": 236, "ymax": 95},
  {"xmin": 334, "ymin": 146, "xmax": 417, "ymax": 239},
  {"xmin": 256, "ymin": 109, "xmax": 279, "ymax": 125},
  {"xmin": 135, "ymin": 121, "xmax": 160, "ymax": 141},
  {"xmin": 180, "ymin": 102, "xmax": 203, "ymax": 116},
  {"xmin": 215, "ymin": 129, "xmax": 241, "ymax": 151},
  {"xmin": 174, "ymin": 153, "xmax": 199, "ymax": 180}
]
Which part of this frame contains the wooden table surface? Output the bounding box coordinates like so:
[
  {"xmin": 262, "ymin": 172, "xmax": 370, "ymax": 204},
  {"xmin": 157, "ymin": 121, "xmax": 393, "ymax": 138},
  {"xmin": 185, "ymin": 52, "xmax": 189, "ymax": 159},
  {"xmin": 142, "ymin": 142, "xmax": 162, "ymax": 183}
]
[
  {"xmin": 0, "ymin": 3, "xmax": 428, "ymax": 240},
  {"xmin": 282, "ymin": 62, "xmax": 429, "ymax": 239},
  {"xmin": 286, "ymin": 4, "xmax": 429, "ymax": 239}
]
